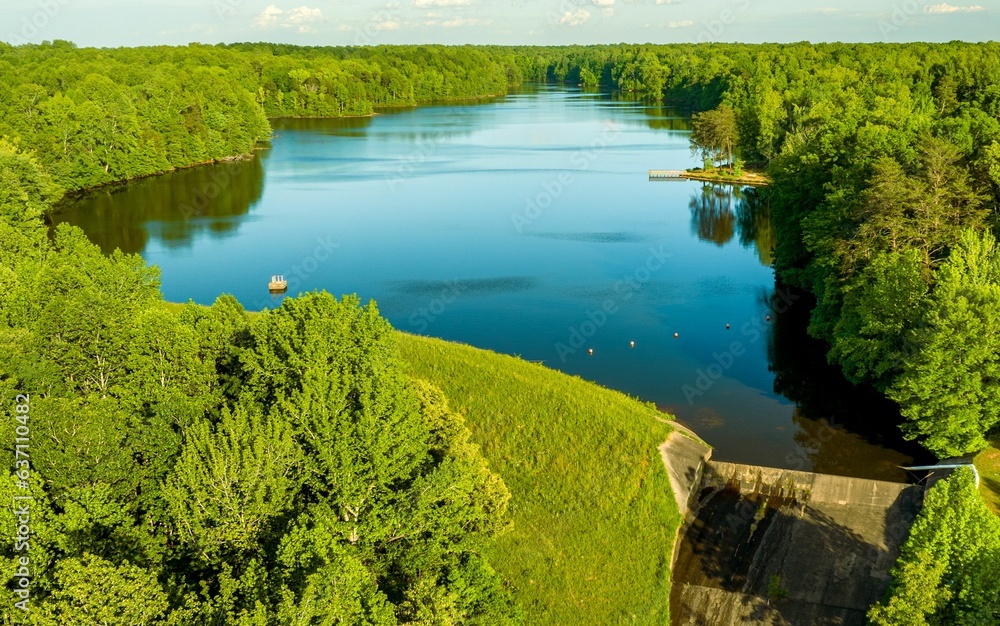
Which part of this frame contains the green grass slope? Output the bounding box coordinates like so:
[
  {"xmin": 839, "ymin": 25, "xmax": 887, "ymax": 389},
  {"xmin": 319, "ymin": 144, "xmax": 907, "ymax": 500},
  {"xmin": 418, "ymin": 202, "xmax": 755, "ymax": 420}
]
[
  {"xmin": 395, "ymin": 332, "xmax": 681, "ymax": 625},
  {"xmin": 976, "ymin": 439, "xmax": 1000, "ymax": 516}
]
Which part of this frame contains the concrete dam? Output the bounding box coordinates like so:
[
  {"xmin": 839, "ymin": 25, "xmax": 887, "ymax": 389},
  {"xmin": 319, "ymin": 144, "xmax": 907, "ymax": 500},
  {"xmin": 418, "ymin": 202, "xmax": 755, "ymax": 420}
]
[{"xmin": 660, "ymin": 430, "xmax": 923, "ymax": 626}]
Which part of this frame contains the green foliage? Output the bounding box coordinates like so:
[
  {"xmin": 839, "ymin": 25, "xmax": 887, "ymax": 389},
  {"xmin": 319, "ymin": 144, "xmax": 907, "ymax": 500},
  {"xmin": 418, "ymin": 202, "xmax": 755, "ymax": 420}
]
[
  {"xmin": 0, "ymin": 139, "xmax": 61, "ymax": 228},
  {"xmin": 869, "ymin": 468, "xmax": 1000, "ymax": 625},
  {"xmin": 889, "ymin": 230, "xmax": 1000, "ymax": 457},
  {"xmin": 4, "ymin": 38, "xmax": 1000, "ymax": 622},
  {"xmin": 767, "ymin": 574, "xmax": 788, "ymax": 601},
  {"xmin": 240, "ymin": 294, "xmax": 430, "ymax": 511},
  {"xmin": 830, "ymin": 249, "xmax": 928, "ymax": 389},
  {"xmin": 691, "ymin": 104, "xmax": 738, "ymax": 172},
  {"xmin": 163, "ymin": 402, "xmax": 302, "ymax": 558},
  {"xmin": 32, "ymin": 554, "xmax": 169, "ymax": 626}
]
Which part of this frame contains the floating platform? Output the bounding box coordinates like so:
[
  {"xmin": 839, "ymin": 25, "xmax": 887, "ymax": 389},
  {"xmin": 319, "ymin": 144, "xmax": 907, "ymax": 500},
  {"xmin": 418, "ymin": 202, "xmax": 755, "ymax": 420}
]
[{"xmin": 268, "ymin": 274, "xmax": 288, "ymax": 292}]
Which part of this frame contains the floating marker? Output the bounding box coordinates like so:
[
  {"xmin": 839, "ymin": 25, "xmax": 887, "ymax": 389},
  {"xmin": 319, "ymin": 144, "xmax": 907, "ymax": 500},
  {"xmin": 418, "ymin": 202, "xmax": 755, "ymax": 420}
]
[
  {"xmin": 588, "ymin": 348, "xmax": 593, "ymax": 355},
  {"xmin": 766, "ymin": 315, "xmax": 771, "ymax": 322},
  {"xmin": 673, "ymin": 332, "xmax": 679, "ymax": 338},
  {"xmin": 630, "ymin": 340, "xmax": 635, "ymax": 348},
  {"xmin": 725, "ymin": 323, "xmax": 730, "ymax": 329}
]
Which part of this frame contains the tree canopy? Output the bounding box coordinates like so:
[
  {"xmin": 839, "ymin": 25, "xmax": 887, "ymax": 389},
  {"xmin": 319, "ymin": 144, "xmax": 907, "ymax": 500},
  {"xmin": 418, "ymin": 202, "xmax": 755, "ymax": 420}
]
[{"xmin": 3, "ymin": 38, "xmax": 1000, "ymax": 622}]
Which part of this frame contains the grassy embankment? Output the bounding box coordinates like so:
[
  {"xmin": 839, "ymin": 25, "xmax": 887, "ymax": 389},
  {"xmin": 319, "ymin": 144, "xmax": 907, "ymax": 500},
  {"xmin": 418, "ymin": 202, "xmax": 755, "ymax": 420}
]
[
  {"xmin": 163, "ymin": 301, "xmax": 683, "ymax": 622},
  {"xmin": 975, "ymin": 439, "xmax": 1000, "ymax": 516},
  {"xmin": 396, "ymin": 333, "xmax": 682, "ymax": 625}
]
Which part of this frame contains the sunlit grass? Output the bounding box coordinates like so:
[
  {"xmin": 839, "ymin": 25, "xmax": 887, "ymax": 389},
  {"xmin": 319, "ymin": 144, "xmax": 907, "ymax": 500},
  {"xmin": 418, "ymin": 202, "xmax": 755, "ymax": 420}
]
[
  {"xmin": 396, "ymin": 332, "xmax": 681, "ymax": 625},
  {"xmin": 975, "ymin": 438, "xmax": 1000, "ymax": 516}
]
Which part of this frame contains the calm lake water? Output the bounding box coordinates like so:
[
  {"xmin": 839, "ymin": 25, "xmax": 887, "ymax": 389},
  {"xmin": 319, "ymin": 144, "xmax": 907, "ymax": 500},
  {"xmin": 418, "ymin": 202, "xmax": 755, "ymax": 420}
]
[{"xmin": 54, "ymin": 86, "xmax": 930, "ymax": 480}]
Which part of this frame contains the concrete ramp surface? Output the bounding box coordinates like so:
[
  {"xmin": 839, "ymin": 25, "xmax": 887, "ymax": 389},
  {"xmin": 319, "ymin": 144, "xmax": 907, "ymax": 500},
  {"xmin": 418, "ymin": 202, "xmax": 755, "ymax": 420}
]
[{"xmin": 670, "ymin": 462, "xmax": 922, "ymax": 626}]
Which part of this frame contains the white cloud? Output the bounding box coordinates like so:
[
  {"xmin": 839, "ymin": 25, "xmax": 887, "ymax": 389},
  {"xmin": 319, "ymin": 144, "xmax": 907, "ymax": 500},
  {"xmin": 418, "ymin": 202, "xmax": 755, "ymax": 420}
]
[
  {"xmin": 375, "ymin": 20, "xmax": 400, "ymax": 30},
  {"xmin": 253, "ymin": 5, "xmax": 284, "ymax": 28},
  {"xmin": 602, "ymin": 7, "xmax": 614, "ymax": 17},
  {"xmin": 413, "ymin": 0, "xmax": 472, "ymax": 6},
  {"xmin": 254, "ymin": 5, "xmax": 324, "ymax": 31},
  {"xmin": 558, "ymin": 8, "xmax": 591, "ymax": 25},
  {"xmin": 924, "ymin": 3, "xmax": 983, "ymax": 12},
  {"xmin": 668, "ymin": 19, "xmax": 694, "ymax": 27},
  {"xmin": 287, "ymin": 6, "xmax": 323, "ymax": 25},
  {"xmin": 655, "ymin": 0, "xmax": 678, "ymax": 4},
  {"xmin": 814, "ymin": 7, "xmax": 841, "ymax": 14},
  {"xmin": 592, "ymin": 0, "xmax": 614, "ymax": 6}
]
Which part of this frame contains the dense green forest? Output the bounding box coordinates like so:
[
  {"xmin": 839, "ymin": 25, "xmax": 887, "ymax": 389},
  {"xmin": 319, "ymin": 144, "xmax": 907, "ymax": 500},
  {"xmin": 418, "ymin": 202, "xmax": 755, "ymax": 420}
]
[
  {"xmin": 1, "ymin": 138, "xmax": 519, "ymax": 623},
  {"xmin": 3, "ymin": 40, "xmax": 1000, "ymax": 623},
  {"xmin": 0, "ymin": 42, "xmax": 523, "ymax": 193}
]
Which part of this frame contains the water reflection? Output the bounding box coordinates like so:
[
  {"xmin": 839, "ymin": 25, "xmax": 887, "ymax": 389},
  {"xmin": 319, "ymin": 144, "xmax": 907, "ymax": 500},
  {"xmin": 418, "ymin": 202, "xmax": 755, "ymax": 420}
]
[
  {"xmin": 273, "ymin": 115, "xmax": 374, "ymax": 137},
  {"xmin": 275, "ymin": 113, "xmax": 480, "ymax": 144},
  {"xmin": 51, "ymin": 153, "xmax": 268, "ymax": 255},
  {"xmin": 689, "ymin": 183, "xmax": 737, "ymax": 246},
  {"xmin": 767, "ymin": 286, "xmax": 933, "ymax": 480},
  {"xmin": 689, "ymin": 184, "xmax": 775, "ymax": 265},
  {"xmin": 735, "ymin": 187, "xmax": 775, "ymax": 266}
]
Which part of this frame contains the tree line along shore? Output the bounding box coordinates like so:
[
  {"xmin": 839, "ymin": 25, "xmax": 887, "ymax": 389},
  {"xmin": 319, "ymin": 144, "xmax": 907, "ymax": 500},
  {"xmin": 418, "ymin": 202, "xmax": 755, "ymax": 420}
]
[{"xmin": 1, "ymin": 40, "xmax": 999, "ymax": 624}]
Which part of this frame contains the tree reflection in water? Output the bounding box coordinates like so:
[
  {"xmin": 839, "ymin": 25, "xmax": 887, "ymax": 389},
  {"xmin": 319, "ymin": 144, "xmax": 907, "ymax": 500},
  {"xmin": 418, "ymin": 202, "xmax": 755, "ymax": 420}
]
[
  {"xmin": 50, "ymin": 147, "xmax": 269, "ymax": 255},
  {"xmin": 689, "ymin": 183, "xmax": 776, "ymax": 266},
  {"xmin": 765, "ymin": 286, "xmax": 933, "ymax": 480},
  {"xmin": 689, "ymin": 183, "xmax": 737, "ymax": 246}
]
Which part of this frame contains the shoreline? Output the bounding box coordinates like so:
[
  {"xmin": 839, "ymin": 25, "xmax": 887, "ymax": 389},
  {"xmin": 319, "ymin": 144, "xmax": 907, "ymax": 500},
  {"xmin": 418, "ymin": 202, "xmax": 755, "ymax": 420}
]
[
  {"xmin": 48, "ymin": 91, "xmax": 515, "ymax": 213},
  {"xmin": 50, "ymin": 151, "xmax": 259, "ymax": 212},
  {"xmin": 681, "ymin": 168, "xmax": 770, "ymax": 186}
]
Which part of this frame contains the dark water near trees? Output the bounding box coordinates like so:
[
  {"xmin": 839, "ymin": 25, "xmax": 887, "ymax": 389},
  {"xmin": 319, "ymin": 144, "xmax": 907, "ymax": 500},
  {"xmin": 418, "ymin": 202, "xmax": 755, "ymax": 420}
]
[{"xmin": 54, "ymin": 86, "xmax": 930, "ymax": 481}]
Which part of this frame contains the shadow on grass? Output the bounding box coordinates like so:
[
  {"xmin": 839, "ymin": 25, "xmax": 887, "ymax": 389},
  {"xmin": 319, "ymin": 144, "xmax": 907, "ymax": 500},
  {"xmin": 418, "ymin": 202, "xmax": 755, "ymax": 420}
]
[{"xmin": 981, "ymin": 476, "xmax": 1000, "ymax": 514}]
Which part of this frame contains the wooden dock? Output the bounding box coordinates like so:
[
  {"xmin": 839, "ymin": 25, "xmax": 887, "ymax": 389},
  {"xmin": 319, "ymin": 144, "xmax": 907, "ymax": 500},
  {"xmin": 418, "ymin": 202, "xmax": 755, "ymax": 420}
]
[{"xmin": 649, "ymin": 169, "xmax": 685, "ymax": 180}]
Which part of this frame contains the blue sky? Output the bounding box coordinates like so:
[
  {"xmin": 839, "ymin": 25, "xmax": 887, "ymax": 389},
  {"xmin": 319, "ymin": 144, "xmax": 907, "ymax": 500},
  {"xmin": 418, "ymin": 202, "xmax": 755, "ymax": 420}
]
[{"xmin": 3, "ymin": 0, "xmax": 998, "ymax": 47}]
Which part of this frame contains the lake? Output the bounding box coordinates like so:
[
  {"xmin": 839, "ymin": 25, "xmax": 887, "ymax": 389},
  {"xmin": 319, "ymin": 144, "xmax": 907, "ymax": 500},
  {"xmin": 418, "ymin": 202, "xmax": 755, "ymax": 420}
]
[{"xmin": 54, "ymin": 86, "xmax": 930, "ymax": 481}]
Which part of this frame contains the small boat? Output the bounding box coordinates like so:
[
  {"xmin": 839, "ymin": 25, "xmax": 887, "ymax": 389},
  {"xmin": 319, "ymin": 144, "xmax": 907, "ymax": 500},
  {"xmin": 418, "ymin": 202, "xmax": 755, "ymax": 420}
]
[{"xmin": 268, "ymin": 275, "xmax": 288, "ymax": 292}]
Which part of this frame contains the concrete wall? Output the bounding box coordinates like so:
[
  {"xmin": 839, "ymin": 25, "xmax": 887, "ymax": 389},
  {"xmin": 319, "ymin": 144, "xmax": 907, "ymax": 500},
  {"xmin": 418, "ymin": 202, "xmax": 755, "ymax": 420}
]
[
  {"xmin": 669, "ymin": 458, "xmax": 923, "ymax": 626},
  {"xmin": 703, "ymin": 460, "xmax": 915, "ymax": 507}
]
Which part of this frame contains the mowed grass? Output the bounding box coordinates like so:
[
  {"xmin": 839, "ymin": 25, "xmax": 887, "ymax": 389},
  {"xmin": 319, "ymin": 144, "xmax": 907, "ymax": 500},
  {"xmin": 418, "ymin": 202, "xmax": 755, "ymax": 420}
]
[
  {"xmin": 395, "ymin": 332, "xmax": 682, "ymax": 625},
  {"xmin": 975, "ymin": 439, "xmax": 1000, "ymax": 516}
]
